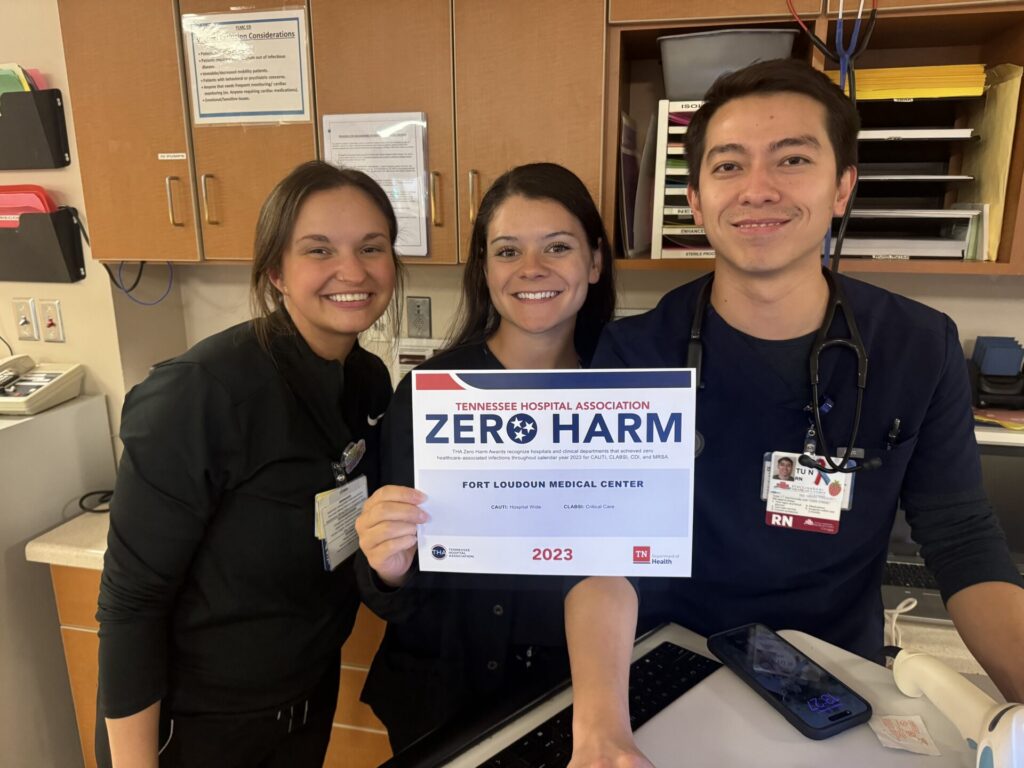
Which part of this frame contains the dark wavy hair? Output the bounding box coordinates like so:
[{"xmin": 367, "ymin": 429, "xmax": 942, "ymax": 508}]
[
  {"xmin": 250, "ymin": 160, "xmax": 405, "ymax": 348},
  {"xmin": 447, "ymin": 163, "xmax": 616, "ymax": 364},
  {"xmin": 686, "ymin": 58, "xmax": 860, "ymax": 191}
]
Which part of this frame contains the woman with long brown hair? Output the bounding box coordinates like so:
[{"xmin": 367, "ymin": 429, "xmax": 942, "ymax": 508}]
[
  {"xmin": 96, "ymin": 161, "xmax": 402, "ymax": 767},
  {"xmin": 355, "ymin": 162, "xmax": 616, "ymax": 750}
]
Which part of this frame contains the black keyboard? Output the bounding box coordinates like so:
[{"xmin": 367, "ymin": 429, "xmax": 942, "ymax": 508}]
[
  {"xmin": 478, "ymin": 643, "xmax": 721, "ymax": 768},
  {"xmin": 884, "ymin": 561, "xmax": 940, "ymax": 590}
]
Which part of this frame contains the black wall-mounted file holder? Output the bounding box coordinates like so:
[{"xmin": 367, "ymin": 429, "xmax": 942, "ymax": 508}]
[
  {"xmin": 0, "ymin": 207, "xmax": 85, "ymax": 283},
  {"xmin": 0, "ymin": 89, "xmax": 71, "ymax": 169}
]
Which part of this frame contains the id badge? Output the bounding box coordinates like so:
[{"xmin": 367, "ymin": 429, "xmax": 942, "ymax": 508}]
[
  {"xmin": 761, "ymin": 451, "xmax": 851, "ymax": 535},
  {"xmin": 314, "ymin": 475, "xmax": 368, "ymax": 571}
]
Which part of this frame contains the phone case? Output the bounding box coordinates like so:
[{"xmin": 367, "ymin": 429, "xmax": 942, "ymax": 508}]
[{"xmin": 707, "ymin": 623, "xmax": 872, "ymax": 740}]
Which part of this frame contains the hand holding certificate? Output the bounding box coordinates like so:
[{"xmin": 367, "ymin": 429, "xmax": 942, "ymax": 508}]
[{"xmin": 412, "ymin": 369, "xmax": 696, "ymax": 576}]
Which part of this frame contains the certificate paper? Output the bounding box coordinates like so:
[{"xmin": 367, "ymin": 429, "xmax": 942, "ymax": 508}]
[{"xmin": 412, "ymin": 369, "xmax": 696, "ymax": 576}]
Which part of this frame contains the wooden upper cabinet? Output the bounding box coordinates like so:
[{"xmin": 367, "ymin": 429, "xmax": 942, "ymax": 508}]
[
  {"xmin": 609, "ymin": 0, "xmax": 822, "ymax": 23},
  {"xmin": 453, "ymin": 0, "xmax": 606, "ymax": 261},
  {"xmin": 180, "ymin": 0, "xmax": 317, "ymax": 261},
  {"xmin": 59, "ymin": 0, "xmax": 201, "ymax": 262},
  {"xmin": 827, "ymin": 0, "xmax": 1014, "ymax": 11},
  {"xmin": 310, "ymin": 0, "xmax": 458, "ymax": 264}
]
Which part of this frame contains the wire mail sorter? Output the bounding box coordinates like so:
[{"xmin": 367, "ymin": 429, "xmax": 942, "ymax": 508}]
[{"xmin": 647, "ymin": 64, "xmax": 1009, "ymax": 262}]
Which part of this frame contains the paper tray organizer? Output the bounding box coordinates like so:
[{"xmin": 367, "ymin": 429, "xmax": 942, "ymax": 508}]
[
  {"xmin": 0, "ymin": 89, "xmax": 71, "ymax": 170},
  {"xmin": 0, "ymin": 208, "xmax": 86, "ymax": 283}
]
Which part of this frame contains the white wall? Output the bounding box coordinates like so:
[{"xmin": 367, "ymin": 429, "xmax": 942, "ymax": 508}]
[{"xmin": 176, "ymin": 262, "xmax": 1024, "ymax": 354}]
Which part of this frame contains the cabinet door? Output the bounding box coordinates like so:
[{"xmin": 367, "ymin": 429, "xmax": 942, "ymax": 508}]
[
  {"xmin": 453, "ymin": 0, "xmax": 606, "ymax": 261},
  {"xmin": 180, "ymin": 0, "xmax": 318, "ymax": 261},
  {"xmin": 59, "ymin": 0, "xmax": 201, "ymax": 263},
  {"xmin": 311, "ymin": 0, "xmax": 459, "ymax": 264},
  {"xmin": 827, "ymin": 0, "xmax": 1013, "ymax": 11},
  {"xmin": 61, "ymin": 627, "xmax": 99, "ymax": 768},
  {"xmin": 610, "ymin": 0, "xmax": 821, "ymax": 23}
]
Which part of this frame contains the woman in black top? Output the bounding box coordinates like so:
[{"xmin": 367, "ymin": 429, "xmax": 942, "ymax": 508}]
[
  {"xmin": 355, "ymin": 163, "xmax": 616, "ymax": 749},
  {"xmin": 96, "ymin": 161, "xmax": 403, "ymax": 768}
]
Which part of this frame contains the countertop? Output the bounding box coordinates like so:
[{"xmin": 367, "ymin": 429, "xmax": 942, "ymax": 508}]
[
  {"xmin": 25, "ymin": 511, "xmax": 108, "ymax": 570},
  {"xmin": 21, "ymin": 511, "xmax": 999, "ymax": 694}
]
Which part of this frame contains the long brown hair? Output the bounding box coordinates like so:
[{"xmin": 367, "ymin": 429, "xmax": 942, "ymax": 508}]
[
  {"xmin": 447, "ymin": 163, "xmax": 616, "ymax": 364},
  {"xmin": 250, "ymin": 160, "xmax": 405, "ymax": 348}
]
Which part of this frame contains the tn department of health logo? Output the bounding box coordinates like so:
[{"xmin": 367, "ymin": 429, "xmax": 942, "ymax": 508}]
[
  {"xmin": 431, "ymin": 545, "xmax": 447, "ymax": 560},
  {"xmin": 506, "ymin": 413, "xmax": 538, "ymax": 443},
  {"xmin": 633, "ymin": 546, "xmax": 651, "ymax": 564}
]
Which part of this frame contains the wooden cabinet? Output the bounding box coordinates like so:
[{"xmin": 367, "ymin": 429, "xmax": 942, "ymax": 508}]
[
  {"xmin": 604, "ymin": 2, "xmax": 1024, "ymax": 275},
  {"xmin": 47, "ymin": 565, "xmax": 390, "ymax": 768},
  {"xmin": 826, "ymin": 0, "xmax": 1017, "ymax": 12},
  {"xmin": 50, "ymin": 566, "xmax": 101, "ymax": 768},
  {"xmin": 453, "ymin": 0, "xmax": 606, "ymax": 260},
  {"xmin": 311, "ymin": 0, "xmax": 458, "ymax": 264},
  {"xmin": 610, "ymin": 0, "xmax": 821, "ymax": 24},
  {"xmin": 59, "ymin": 0, "xmax": 201, "ymax": 263},
  {"xmin": 59, "ymin": 0, "xmax": 316, "ymax": 263},
  {"xmin": 312, "ymin": 0, "xmax": 606, "ymax": 264}
]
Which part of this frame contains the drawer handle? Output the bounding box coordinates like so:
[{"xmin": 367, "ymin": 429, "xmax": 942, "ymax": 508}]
[
  {"xmin": 164, "ymin": 176, "xmax": 184, "ymax": 227},
  {"xmin": 468, "ymin": 169, "xmax": 479, "ymax": 224},
  {"xmin": 201, "ymin": 173, "xmax": 219, "ymax": 225},
  {"xmin": 430, "ymin": 171, "xmax": 442, "ymax": 227}
]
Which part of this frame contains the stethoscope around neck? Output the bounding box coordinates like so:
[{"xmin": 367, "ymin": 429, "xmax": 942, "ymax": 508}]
[{"xmin": 685, "ymin": 269, "xmax": 881, "ymax": 473}]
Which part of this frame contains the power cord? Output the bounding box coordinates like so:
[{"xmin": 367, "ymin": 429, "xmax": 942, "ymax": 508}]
[
  {"xmin": 79, "ymin": 490, "xmax": 113, "ymax": 513},
  {"xmin": 884, "ymin": 596, "xmax": 919, "ymax": 648},
  {"xmin": 788, "ymin": 0, "xmax": 878, "ymax": 273},
  {"xmin": 0, "ymin": 333, "xmax": 12, "ymax": 356}
]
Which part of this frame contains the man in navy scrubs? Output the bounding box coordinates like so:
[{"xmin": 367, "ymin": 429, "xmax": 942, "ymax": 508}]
[{"xmin": 565, "ymin": 59, "xmax": 1024, "ymax": 767}]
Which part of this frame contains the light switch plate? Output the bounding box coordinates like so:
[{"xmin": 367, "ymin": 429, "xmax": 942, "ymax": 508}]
[
  {"xmin": 407, "ymin": 296, "xmax": 432, "ymax": 339},
  {"xmin": 39, "ymin": 299, "xmax": 65, "ymax": 342},
  {"xmin": 12, "ymin": 298, "xmax": 39, "ymax": 341}
]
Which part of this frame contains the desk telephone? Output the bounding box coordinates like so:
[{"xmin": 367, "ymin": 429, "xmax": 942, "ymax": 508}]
[{"xmin": 0, "ymin": 355, "xmax": 84, "ymax": 415}]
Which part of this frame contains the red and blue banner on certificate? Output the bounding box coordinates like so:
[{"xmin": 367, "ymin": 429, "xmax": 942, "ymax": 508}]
[{"xmin": 412, "ymin": 368, "xmax": 696, "ymax": 576}]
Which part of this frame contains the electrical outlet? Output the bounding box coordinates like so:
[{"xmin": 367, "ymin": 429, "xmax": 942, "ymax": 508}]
[
  {"xmin": 38, "ymin": 299, "xmax": 65, "ymax": 342},
  {"xmin": 407, "ymin": 296, "xmax": 432, "ymax": 339},
  {"xmin": 12, "ymin": 298, "xmax": 39, "ymax": 341}
]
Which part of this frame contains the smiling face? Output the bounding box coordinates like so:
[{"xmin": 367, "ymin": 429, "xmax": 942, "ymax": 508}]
[
  {"xmin": 271, "ymin": 185, "xmax": 396, "ymax": 360},
  {"xmin": 484, "ymin": 195, "xmax": 600, "ymax": 353},
  {"xmin": 688, "ymin": 92, "xmax": 855, "ymax": 279},
  {"xmin": 776, "ymin": 457, "xmax": 794, "ymax": 480}
]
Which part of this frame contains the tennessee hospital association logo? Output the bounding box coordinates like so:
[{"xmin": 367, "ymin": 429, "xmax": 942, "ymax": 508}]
[
  {"xmin": 431, "ymin": 545, "xmax": 447, "ymax": 560},
  {"xmin": 506, "ymin": 413, "xmax": 538, "ymax": 443}
]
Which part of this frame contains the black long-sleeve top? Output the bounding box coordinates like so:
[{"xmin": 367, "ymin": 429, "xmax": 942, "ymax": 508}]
[
  {"xmin": 356, "ymin": 342, "xmax": 570, "ymax": 749},
  {"xmin": 98, "ymin": 319, "xmax": 391, "ymax": 718}
]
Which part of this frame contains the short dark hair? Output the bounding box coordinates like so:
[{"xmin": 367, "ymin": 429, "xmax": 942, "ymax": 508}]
[
  {"xmin": 250, "ymin": 160, "xmax": 405, "ymax": 348},
  {"xmin": 685, "ymin": 59, "xmax": 860, "ymax": 191},
  {"xmin": 778, "ymin": 456, "xmax": 794, "ymax": 467},
  {"xmin": 448, "ymin": 163, "xmax": 616, "ymax": 364}
]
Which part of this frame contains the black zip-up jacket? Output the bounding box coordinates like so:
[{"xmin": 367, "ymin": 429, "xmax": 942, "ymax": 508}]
[{"xmin": 98, "ymin": 319, "xmax": 391, "ymax": 718}]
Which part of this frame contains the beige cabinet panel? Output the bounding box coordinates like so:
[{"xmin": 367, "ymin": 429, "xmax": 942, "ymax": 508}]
[
  {"xmin": 827, "ymin": 0, "xmax": 1015, "ymax": 11},
  {"xmin": 51, "ymin": 565, "xmax": 100, "ymax": 629},
  {"xmin": 61, "ymin": 627, "xmax": 99, "ymax": 768},
  {"xmin": 453, "ymin": 0, "xmax": 606, "ymax": 260},
  {"xmin": 325, "ymin": 725, "xmax": 392, "ymax": 767},
  {"xmin": 59, "ymin": 0, "xmax": 201, "ymax": 263},
  {"xmin": 180, "ymin": 0, "xmax": 317, "ymax": 261},
  {"xmin": 311, "ymin": 0, "xmax": 459, "ymax": 264},
  {"xmin": 610, "ymin": 0, "xmax": 822, "ymax": 22}
]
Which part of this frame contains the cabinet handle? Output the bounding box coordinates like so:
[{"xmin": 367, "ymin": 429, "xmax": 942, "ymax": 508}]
[
  {"xmin": 201, "ymin": 173, "xmax": 219, "ymax": 225},
  {"xmin": 165, "ymin": 176, "xmax": 184, "ymax": 227},
  {"xmin": 468, "ymin": 169, "xmax": 479, "ymax": 224},
  {"xmin": 429, "ymin": 171, "xmax": 442, "ymax": 227}
]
